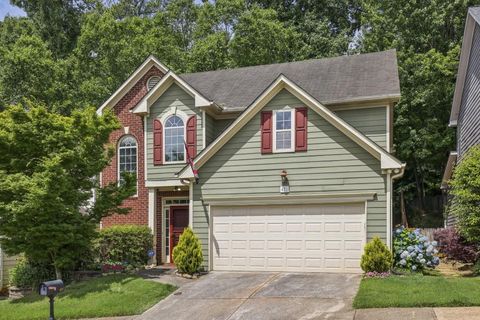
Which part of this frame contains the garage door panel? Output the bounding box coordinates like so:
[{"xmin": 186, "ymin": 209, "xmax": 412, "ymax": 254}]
[{"xmin": 212, "ymin": 204, "xmax": 365, "ymax": 273}]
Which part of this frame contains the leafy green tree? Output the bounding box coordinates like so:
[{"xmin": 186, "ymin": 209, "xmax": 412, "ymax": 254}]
[
  {"xmin": 0, "ymin": 104, "xmax": 136, "ymax": 279},
  {"xmin": 0, "ymin": 35, "xmax": 57, "ymax": 109},
  {"xmin": 11, "ymin": 0, "xmax": 96, "ymax": 57},
  {"xmin": 250, "ymin": 0, "xmax": 362, "ymax": 57},
  {"xmin": 72, "ymin": 10, "xmax": 185, "ymax": 108},
  {"xmin": 230, "ymin": 5, "xmax": 302, "ymax": 67},
  {"xmin": 358, "ymin": 0, "xmax": 479, "ymax": 223},
  {"xmin": 450, "ymin": 146, "xmax": 480, "ymax": 243}
]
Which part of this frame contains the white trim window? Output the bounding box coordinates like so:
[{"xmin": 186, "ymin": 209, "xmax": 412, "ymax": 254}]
[
  {"xmin": 118, "ymin": 135, "xmax": 137, "ymax": 184},
  {"xmin": 164, "ymin": 115, "xmax": 185, "ymax": 163},
  {"xmin": 273, "ymin": 109, "xmax": 294, "ymax": 152}
]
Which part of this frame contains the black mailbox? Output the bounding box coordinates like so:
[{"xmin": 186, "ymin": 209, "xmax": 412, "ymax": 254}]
[
  {"xmin": 38, "ymin": 280, "xmax": 64, "ymax": 320},
  {"xmin": 39, "ymin": 280, "xmax": 64, "ymax": 297}
]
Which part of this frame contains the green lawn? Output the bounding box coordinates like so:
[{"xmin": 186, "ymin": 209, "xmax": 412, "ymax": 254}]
[
  {"xmin": 0, "ymin": 274, "xmax": 176, "ymax": 320},
  {"xmin": 353, "ymin": 275, "xmax": 480, "ymax": 308}
]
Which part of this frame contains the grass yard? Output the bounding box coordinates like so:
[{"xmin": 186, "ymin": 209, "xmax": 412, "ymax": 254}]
[
  {"xmin": 0, "ymin": 274, "xmax": 176, "ymax": 320},
  {"xmin": 353, "ymin": 274, "xmax": 480, "ymax": 309}
]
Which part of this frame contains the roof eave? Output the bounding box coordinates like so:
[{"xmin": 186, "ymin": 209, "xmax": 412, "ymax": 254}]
[
  {"xmin": 449, "ymin": 11, "xmax": 477, "ymax": 125},
  {"xmin": 178, "ymin": 74, "xmax": 404, "ymax": 178},
  {"xmin": 96, "ymin": 55, "xmax": 169, "ymax": 115}
]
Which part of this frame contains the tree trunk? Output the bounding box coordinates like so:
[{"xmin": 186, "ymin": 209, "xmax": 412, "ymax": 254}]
[{"xmin": 55, "ymin": 266, "xmax": 62, "ymax": 280}]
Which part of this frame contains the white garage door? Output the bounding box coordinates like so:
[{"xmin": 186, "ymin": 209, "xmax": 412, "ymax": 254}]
[{"xmin": 211, "ymin": 204, "xmax": 365, "ymax": 273}]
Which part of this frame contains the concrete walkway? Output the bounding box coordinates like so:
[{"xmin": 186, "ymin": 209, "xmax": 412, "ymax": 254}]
[
  {"xmin": 85, "ymin": 307, "xmax": 480, "ymax": 320},
  {"xmin": 354, "ymin": 307, "xmax": 480, "ymax": 320},
  {"xmin": 82, "ymin": 270, "xmax": 480, "ymax": 320}
]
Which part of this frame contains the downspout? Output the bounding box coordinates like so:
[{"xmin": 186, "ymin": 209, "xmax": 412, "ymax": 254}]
[
  {"xmin": 391, "ymin": 163, "xmax": 406, "ymax": 180},
  {"xmin": 386, "ymin": 164, "xmax": 406, "ymax": 248}
]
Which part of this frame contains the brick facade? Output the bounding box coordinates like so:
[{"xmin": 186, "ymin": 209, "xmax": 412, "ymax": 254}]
[{"xmin": 101, "ymin": 66, "xmax": 164, "ymax": 228}]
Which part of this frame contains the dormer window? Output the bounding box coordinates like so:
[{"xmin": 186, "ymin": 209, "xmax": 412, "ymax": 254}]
[
  {"xmin": 164, "ymin": 115, "xmax": 185, "ymax": 163},
  {"xmin": 147, "ymin": 76, "xmax": 161, "ymax": 91}
]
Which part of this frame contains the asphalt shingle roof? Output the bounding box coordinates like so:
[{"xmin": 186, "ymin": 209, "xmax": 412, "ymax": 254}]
[{"xmin": 180, "ymin": 50, "xmax": 400, "ymax": 111}]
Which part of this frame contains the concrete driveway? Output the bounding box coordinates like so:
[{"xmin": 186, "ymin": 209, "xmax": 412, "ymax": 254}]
[{"xmin": 141, "ymin": 272, "xmax": 361, "ymax": 320}]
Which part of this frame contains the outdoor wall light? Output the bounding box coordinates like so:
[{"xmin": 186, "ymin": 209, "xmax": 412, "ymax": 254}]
[
  {"xmin": 280, "ymin": 170, "xmax": 289, "ymax": 194},
  {"xmin": 174, "ymin": 186, "xmax": 182, "ymax": 192}
]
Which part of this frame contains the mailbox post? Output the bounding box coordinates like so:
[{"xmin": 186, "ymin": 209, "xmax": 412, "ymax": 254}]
[{"xmin": 38, "ymin": 280, "xmax": 64, "ymax": 320}]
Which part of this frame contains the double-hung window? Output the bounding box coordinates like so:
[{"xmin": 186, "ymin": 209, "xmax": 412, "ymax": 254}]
[
  {"xmin": 118, "ymin": 135, "xmax": 137, "ymax": 186},
  {"xmin": 273, "ymin": 109, "xmax": 294, "ymax": 152}
]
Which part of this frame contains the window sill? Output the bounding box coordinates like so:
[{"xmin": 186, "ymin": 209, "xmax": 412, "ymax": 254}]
[
  {"xmin": 163, "ymin": 161, "xmax": 187, "ymax": 165},
  {"xmin": 272, "ymin": 149, "xmax": 295, "ymax": 153}
]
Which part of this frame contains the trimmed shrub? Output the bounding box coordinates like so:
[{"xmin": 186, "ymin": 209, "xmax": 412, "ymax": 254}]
[
  {"xmin": 172, "ymin": 227, "xmax": 203, "ymax": 275},
  {"xmin": 393, "ymin": 226, "xmax": 439, "ymax": 271},
  {"xmin": 449, "ymin": 145, "xmax": 480, "ymax": 242},
  {"xmin": 360, "ymin": 237, "xmax": 393, "ymax": 273},
  {"xmin": 95, "ymin": 225, "xmax": 153, "ymax": 268},
  {"xmin": 433, "ymin": 227, "xmax": 478, "ymax": 263},
  {"xmin": 9, "ymin": 257, "xmax": 54, "ymax": 289}
]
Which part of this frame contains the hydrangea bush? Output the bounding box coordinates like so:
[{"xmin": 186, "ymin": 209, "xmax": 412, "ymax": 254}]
[{"xmin": 393, "ymin": 226, "xmax": 440, "ymax": 271}]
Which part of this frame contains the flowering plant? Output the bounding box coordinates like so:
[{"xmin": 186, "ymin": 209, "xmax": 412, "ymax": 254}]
[
  {"xmin": 101, "ymin": 260, "xmax": 127, "ymax": 273},
  {"xmin": 364, "ymin": 271, "xmax": 391, "ymax": 278},
  {"xmin": 393, "ymin": 226, "xmax": 440, "ymax": 271}
]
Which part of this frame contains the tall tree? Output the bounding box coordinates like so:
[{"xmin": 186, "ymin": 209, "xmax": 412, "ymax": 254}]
[
  {"xmin": 10, "ymin": 0, "xmax": 96, "ymax": 57},
  {"xmin": 72, "ymin": 10, "xmax": 185, "ymax": 108},
  {"xmin": 359, "ymin": 0, "xmax": 479, "ymax": 224},
  {"xmin": 250, "ymin": 0, "xmax": 362, "ymax": 57},
  {"xmin": 0, "ymin": 104, "xmax": 135, "ymax": 278},
  {"xmin": 230, "ymin": 5, "xmax": 303, "ymax": 67}
]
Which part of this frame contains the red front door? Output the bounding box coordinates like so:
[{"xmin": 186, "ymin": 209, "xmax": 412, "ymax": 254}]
[{"xmin": 169, "ymin": 206, "xmax": 189, "ymax": 260}]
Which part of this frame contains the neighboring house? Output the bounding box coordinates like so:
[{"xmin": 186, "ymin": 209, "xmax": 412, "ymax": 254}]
[
  {"xmin": 442, "ymin": 7, "xmax": 480, "ymax": 226},
  {"xmin": 97, "ymin": 50, "xmax": 405, "ymax": 273},
  {"xmin": 0, "ymin": 248, "xmax": 18, "ymax": 288}
]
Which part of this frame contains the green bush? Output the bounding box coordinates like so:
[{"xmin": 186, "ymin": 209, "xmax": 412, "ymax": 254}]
[
  {"xmin": 450, "ymin": 145, "xmax": 480, "ymax": 242},
  {"xmin": 95, "ymin": 225, "xmax": 153, "ymax": 267},
  {"xmin": 9, "ymin": 257, "xmax": 54, "ymax": 288},
  {"xmin": 360, "ymin": 237, "xmax": 393, "ymax": 273},
  {"xmin": 172, "ymin": 227, "xmax": 203, "ymax": 275}
]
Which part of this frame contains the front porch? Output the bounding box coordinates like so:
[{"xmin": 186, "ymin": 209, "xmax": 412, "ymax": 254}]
[{"xmin": 148, "ymin": 187, "xmax": 192, "ymax": 265}]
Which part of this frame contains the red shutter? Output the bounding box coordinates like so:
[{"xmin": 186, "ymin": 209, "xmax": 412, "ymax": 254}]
[
  {"xmin": 186, "ymin": 115, "xmax": 197, "ymax": 158},
  {"xmin": 153, "ymin": 119, "xmax": 163, "ymax": 165},
  {"xmin": 261, "ymin": 111, "xmax": 273, "ymax": 154},
  {"xmin": 295, "ymin": 107, "xmax": 308, "ymax": 152}
]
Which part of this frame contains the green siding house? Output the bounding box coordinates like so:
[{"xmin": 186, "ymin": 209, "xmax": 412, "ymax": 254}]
[{"xmin": 98, "ymin": 50, "xmax": 405, "ymax": 273}]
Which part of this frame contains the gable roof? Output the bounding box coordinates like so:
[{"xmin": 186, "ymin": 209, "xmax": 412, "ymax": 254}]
[
  {"xmin": 96, "ymin": 55, "xmax": 169, "ymax": 115},
  {"xmin": 180, "ymin": 50, "xmax": 401, "ymax": 111},
  {"xmin": 178, "ymin": 74, "xmax": 405, "ymax": 179},
  {"xmin": 450, "ymin": 7, "xmax": 480, "ymax": 126},
  {"xmin": 132, "ymin": 71, "xmax": 213, "ymax": 114}
]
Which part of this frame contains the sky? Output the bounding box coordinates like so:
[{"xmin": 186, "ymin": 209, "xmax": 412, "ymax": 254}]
[{"xmin": 0, "ymin": 0, "xmax": 26, "ymax": 21}]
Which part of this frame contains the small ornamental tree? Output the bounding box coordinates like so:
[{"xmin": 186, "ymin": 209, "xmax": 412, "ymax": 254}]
[
  {"xmin": 0, "ymin": 104, "xmax": 135, "ymax": 279},
  {"xmin": 433, "ymin": 227, "xmax": 478, "ymax": 263},
  {"xmin": 450, "ymin": 145, "xmax": 480, "ymax": 243},
  {"xmin": 172, "ymin": 227, "xmax": 203, "ymax": 275},
  {"xmin": 360, "ymin": 237, "xmax": 393, "ymax": 273}
]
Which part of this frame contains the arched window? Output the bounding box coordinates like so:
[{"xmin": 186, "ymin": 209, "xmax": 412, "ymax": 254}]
[
  {"xmin": 118, "ymin": 135, "xmax": 137, "ymax": 183},
  {"xmin": 147, "ymin": 76, "xmax": 161, "ymax": 91},
  {"xmin": 164, "ymin": 115, "xmax": 185, "ymax": 163}
]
